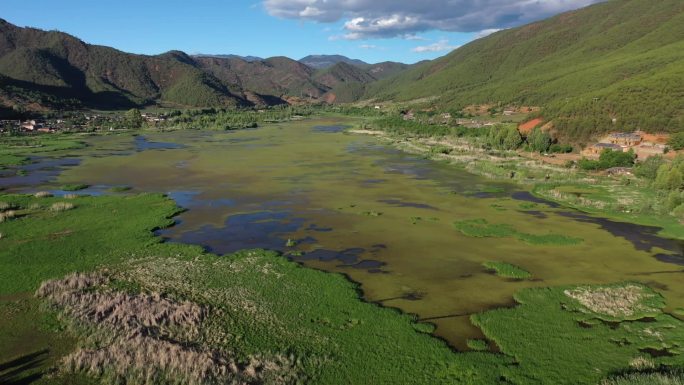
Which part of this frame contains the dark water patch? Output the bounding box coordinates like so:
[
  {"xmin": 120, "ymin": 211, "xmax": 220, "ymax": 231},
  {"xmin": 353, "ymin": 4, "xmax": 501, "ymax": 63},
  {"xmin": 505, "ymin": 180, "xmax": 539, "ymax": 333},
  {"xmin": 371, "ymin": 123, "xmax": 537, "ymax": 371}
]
[
  {"xmin": 519, "ymin": 210, "xmax": 548, "ymax": 219},
  {"xmin": 470, "ymin": 191, "xmax": 502, "ymax": 199},
  {"xmin": 557, "ymin": 211, "xmax": 684, "ymax": 260},
  {"xmin": 378, "ymin": 199, "xmax": 439, "ymax": 211},
  {"xmin": 167, "ymin": 191, "xmax": 236, "ymax": 209},
  {"xmin": 162, "ymin": 210, "xmax": 306, "ymax": 255},
  {"xmin": 312, "ymin": 125, "xmax": 350, "ymax": 133},
  {"xmin": 511, "ymin": 191, "xmax": 561, "ymax": 208},
  {"xmin": 655, "ymin": 253, "xmax": 684, "ymax": 266},
  {"xmin": 339, "ymin": 259, "xmax": 387, "ymax": 270},
  {"xmin": 0, "ymin": 157, "xmax": 81, "ymax": 191},
  {"xmin": 377, "ymin": 291, "xmax": 426, "ymax": 303},
  {"xmin": 297, "ymin": 248, "xmax": 366, "ymax": 265},
  {"xmin": 167, "ymin": 191, "xmax": 202, "ymax": 208},
  {"xmin": 306, "ymin": 224, "xmax": 333, "ymax": 232},
  {"xmin": 294, "ymin": 236, "xmax": 318, "ymax": 245},
  {"xmin": 50, "ymin": 185, "xmax": 110, "ymax": 197},
  {"xmin": 135, "ymin": 136, "xmax": 185, "ymax": 151},
  {"xmin": 225, "ymin": 137, "xmax": 260, "ymax": 144},
  {"xmin": 360, "ymin": 178, "xmax": 387, "ymax": 186},
  {"xmin": 295, "ymin": 248, "xmax": 389, "ymax": 272}
]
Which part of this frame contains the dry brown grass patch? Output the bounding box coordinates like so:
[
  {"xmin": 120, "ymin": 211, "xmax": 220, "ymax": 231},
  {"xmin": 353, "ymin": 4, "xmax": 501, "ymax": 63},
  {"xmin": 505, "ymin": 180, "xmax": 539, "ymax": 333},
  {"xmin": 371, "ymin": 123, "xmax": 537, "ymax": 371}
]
[
  {"xmin": 50, "ymin": 202, "xmax": 75, "ymax": 212},
  {"xmin": 37, "ymin": 272, "xmax": 298, "ymax": 385},
  {"xmin": 564, "ymin": 285, "xmax": 657, "ymax": 318}
]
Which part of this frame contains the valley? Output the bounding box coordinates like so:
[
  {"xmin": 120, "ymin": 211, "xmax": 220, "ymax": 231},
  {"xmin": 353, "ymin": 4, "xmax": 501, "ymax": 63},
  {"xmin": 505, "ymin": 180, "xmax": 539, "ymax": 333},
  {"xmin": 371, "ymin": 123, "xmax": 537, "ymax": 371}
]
[
  {"xmin": 2, "ymin": 0, "xmax": 684, "ymax": 383},
  {"xmin": 2, "ymin": 115, "xmax": 684, "ymax": 384}
]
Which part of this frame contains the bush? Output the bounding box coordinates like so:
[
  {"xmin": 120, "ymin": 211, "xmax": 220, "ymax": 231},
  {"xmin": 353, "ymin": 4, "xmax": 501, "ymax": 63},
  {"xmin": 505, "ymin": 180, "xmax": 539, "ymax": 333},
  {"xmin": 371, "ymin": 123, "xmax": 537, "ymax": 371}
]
[
  {"xmin": 549, "ymin": 144, "xmax": 573, "ymax": 153},
  {"xmin": 50, "ymin": 202, "xmax": 75, "ymax": 212},
  {"xmin": 579, "ymin": 149, "xmax": 636, "ymax": 171},
  {"xmin": 654, "ymin": 164, "xmax": 683, "ymax": 191},
  {"xmin": 527, "ymin": 127, "xmax": 552, "ymax": 153},
  {"xmin": 634, "ymin": 155, "xmax": 665, "ymax": 180},
  {"xmin": 668, "ymin": 132, "xmax": 684, "ymax": 151}
]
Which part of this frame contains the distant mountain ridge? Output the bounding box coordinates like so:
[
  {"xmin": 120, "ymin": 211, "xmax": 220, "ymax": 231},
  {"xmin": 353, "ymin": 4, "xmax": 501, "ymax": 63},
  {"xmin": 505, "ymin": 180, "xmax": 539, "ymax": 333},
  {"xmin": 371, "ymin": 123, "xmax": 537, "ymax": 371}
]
[
  {"xmin": 194, "ymin": 54, "xmax": 264, "ymax": 62},
  {"xmin": 0, "ymin": 20, "xmax": 413, "ymax": 114},
  {"xmin": 299, "ymin": 55, "xmax": 369, "ymax": 69}
]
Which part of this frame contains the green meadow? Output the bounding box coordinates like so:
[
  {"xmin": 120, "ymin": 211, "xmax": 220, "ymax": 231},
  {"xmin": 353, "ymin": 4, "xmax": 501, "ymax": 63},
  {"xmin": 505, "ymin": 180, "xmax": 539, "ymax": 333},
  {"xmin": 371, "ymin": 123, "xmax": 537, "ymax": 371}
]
[{"xmin": 2, "ymin": 117, "xmax": 684, "ymax": 384}]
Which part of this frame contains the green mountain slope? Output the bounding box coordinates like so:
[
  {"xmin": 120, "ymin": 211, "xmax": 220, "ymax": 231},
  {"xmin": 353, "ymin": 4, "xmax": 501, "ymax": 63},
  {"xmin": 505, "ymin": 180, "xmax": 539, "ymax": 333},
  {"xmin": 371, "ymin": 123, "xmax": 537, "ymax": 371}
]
[
  {"xmin": 0, "ymin": 20, "xmax": 250, "ymax": 110},
  {"xmin": 195, "ymin": 55, "xmax": 326, "ymax": 100},
  {"xmin": 368, "ymin": 0, "xmax": 684, "ymax": 140},
  {"xmin": 313, "ymin": 62, "xmax": 381, "ymax": 103}
]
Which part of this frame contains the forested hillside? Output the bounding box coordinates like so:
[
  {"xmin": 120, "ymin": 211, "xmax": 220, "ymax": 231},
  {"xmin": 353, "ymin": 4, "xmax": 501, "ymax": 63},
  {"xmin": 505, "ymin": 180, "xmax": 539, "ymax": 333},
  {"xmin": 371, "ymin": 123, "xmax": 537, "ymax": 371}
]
[
  {"xmin": 0, "ymin": 20, "xmax": 411, "ymax": 115},
  {"xmin": 0, "ymin": 20, "xmax": 251, "ymax": 111},
  {"xmin": 367, "ymin": 0, "xmax": 684, "ymax": 141}
]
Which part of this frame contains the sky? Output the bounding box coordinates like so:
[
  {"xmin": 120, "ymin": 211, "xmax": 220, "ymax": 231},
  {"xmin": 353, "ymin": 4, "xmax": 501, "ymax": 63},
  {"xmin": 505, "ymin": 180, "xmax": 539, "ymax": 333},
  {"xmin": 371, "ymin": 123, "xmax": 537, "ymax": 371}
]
[{"xmin": 0, "ymin": 0, "xmax": 604, "ymax": 64}]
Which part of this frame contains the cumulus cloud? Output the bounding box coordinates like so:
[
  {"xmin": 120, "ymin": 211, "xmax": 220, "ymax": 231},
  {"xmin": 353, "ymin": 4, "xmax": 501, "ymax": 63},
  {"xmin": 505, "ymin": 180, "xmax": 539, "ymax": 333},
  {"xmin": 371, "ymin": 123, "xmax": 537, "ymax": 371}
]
[
  {"xmin": 412, "ymin": 39, "xmax": 459, "ymax": 53},
  {"xmin": 263, "ymin": 0, "xmax": 605, "ymax": 39}
]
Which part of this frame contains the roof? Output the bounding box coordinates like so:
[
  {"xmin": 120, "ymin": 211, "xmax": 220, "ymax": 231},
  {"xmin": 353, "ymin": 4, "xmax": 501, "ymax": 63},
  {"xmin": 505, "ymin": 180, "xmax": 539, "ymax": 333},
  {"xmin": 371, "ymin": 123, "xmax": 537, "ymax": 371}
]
[
  {"xmin": 594, "ymin": 143, "xmax": 622, "ymax": 149},
  {"xmin": 610, "ymin": 133, "xmax": 641, "ymax": 139}
]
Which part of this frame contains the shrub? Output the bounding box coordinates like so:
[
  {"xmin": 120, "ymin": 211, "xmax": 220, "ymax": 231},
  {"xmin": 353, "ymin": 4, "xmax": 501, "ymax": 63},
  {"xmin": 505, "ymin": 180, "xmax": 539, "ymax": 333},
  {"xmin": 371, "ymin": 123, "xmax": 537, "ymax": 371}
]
[
  {"xmin": 0, "ymin": 210, "xmax": 16, "ymax": 222},
  {"xmin": 549, "ymin": 144, "xmax": 573, "ymax": 153},
  {"xmin": 668, "ymin": 132, "xmax": 684, "ymax": 151},
  {"xmin": 34, "ymin": 191, "xmax": 53, "ymax": 198},
  {"xmin": 50, "ymin": 202, "xmax": 75, "ymax": 212},
  {"xmin": 634, "ymin": 155, "xmax": 665, "ymax": 181}
]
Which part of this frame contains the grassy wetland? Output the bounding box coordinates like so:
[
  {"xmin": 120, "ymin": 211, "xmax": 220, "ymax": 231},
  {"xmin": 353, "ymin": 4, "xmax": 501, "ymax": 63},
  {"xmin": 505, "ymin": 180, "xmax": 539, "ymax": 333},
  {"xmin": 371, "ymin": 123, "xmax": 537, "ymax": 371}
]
[{"xmin": 2, "ymin": 116, "xmax": 684, "ymax": 384}]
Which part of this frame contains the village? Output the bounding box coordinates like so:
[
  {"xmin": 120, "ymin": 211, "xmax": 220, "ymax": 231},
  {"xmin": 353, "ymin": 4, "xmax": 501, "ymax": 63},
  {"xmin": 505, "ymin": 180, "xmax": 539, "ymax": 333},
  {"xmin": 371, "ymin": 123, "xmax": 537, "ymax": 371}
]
[{"xmin": 0, "ymin": 112, "xmax": 168, "ymax": 134}]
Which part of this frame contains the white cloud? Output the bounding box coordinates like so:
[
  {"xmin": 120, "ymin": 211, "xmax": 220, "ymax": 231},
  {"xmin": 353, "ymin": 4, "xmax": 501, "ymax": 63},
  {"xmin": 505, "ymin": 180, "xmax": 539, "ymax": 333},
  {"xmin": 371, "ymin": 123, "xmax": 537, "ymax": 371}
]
[
  {"xmin": 474, "ymin": 28, "xmax": 502, "ymax": 39},
  {"xmin": 412, "ymin": 39, "xmax": 459, "ymax": 53},
  {"xmin": 263, "ymin": 0, "xmax": 605, "ymax": 39},
  {"xmin": 359, "ymin": 44, "xmax": 378, "ymax": 49}
]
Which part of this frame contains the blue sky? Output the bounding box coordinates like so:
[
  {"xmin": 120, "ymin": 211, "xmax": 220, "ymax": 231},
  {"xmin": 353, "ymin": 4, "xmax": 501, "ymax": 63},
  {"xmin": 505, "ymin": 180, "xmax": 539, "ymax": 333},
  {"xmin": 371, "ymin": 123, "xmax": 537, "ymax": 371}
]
[{"xmin": 0, "ymin": 0, "xmax": 602, "ymax": 64}]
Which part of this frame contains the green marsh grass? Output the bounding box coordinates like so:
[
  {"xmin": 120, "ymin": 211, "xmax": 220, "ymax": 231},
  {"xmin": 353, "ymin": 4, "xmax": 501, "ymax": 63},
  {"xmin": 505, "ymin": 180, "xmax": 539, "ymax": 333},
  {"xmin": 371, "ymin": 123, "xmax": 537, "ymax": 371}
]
[
  {"xmin": 473, "ymin": 284, "xmax": 684, "ymax": 385},
  {"xmin": 600, "ymin": 370, "xmax": 684, "ymax": 385},
  {"xmin": 466, "ymin": 339, "xmax": 489, "ymax": 351},
  {"xmin": 454, "ymin": 218, "xmax": 583, "ymax": 245},
  {"xmin": 483, "ymin": 261, "xmax": 531, "ymax": 279},
  {"xmin": 60, "ymin": 184, "xmax": 89, "ymax": 191}
]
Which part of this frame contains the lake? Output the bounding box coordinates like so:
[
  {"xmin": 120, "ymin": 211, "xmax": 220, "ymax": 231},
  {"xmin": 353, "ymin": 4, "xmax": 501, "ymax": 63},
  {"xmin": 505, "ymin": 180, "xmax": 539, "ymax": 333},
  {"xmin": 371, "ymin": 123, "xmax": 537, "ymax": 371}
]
[{"xmin": 18, "ymin": 117, "xmax": 683, "ymax": 350}]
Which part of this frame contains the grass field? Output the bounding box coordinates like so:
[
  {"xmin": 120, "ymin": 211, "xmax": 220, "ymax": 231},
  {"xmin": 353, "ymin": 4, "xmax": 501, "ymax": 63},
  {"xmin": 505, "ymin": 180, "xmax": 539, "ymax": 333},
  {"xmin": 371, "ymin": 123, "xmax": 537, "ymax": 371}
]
[
  {"xmin": 483, "ymin": 261, "xmax": 532, "ymax": 280},
  {"xmin": 454, "ymin": 218, "xmax": 583, "ymax": 246}
]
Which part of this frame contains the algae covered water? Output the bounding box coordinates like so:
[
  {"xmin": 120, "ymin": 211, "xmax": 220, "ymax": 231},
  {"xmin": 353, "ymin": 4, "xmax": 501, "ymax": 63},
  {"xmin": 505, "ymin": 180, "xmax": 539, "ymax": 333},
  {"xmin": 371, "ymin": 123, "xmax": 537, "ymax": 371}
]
[{"xmin": 49, "ymin": 118, "xmax": 684, "ymax": 349}]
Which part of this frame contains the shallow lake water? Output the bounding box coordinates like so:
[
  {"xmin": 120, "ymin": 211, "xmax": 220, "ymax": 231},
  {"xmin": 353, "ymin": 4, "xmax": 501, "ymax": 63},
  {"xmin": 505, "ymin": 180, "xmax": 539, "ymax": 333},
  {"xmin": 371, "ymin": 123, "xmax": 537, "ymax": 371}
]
[{"xmin": 22, "ymin": 118, "xmax": 684, "ymax": 350}]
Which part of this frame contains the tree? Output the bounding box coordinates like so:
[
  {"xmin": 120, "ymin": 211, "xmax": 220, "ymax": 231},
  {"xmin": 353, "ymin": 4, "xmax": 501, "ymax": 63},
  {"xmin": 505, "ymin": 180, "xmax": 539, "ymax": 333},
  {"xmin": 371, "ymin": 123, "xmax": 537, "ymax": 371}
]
[
  {"xmin": 124, "ymin": 108, "xmax": 144, "ymax": 129},
  {"xmin": 654, "ymin": 165, "xmax": 683, "ymax": 191},
  {"xmin": 502, "ymin": 126, "xmax": 523, "ymax": 150},
  {"xmin": 668, "ymin": 132, "xmax": 684, "ymax": 151},
  {"xmin": 634, "ymin": 155, "xmax": 665, "ymax": 181},
  {"xmin": 598, "ymin": 148, "xmax": 636, "ymax": 169},
  {"xmin": 527, "ymin": 127, "xmax": 551, "ymax": 153}
]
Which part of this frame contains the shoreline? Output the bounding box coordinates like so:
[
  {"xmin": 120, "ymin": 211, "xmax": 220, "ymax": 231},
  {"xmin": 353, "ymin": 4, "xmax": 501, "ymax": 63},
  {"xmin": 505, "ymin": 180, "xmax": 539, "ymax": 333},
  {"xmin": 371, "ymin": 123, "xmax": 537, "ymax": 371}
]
[{"xmin": 348, "ymin": 127, "xmax": 684, "ymax": 241}]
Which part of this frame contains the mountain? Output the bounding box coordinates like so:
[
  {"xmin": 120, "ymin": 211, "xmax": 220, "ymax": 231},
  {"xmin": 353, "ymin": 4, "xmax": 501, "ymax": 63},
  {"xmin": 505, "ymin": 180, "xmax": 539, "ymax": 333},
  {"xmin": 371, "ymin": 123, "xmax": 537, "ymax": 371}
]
[
  {"xmin": 0, "ymin": 20, "xmax": 251, "ymax": 111},
  {"xmin": 194, "ymin": 54, "xmax": 263, "ymax": 62},
  {"xmin": 368, "ymin": 0, "xmax": 684, "ymax": 140},
  {"xmin": 300, "ymin": 55, "xmax": 369, "ymax": 70},
  {"xmin": 0, "ymin": 19, "xmax": 412, "ymax": 114},
  {"xmin": 364, "ymin": 62, "xmax": 411, "ymax": 80},
  {"xmin": 195, "ymin": 55, "xmax": 327, "ymax": 102}
]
